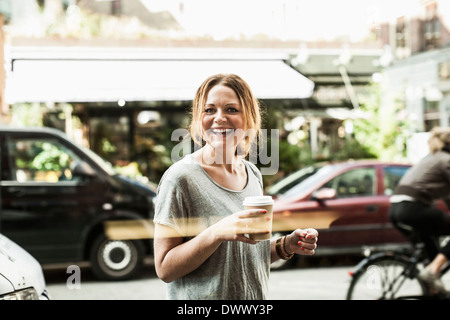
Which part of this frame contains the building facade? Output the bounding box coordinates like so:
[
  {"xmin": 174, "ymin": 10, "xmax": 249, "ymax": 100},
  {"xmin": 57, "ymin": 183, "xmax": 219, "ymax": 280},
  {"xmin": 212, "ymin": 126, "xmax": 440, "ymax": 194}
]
[{"xmin": 377, "ymin": 0, "xmax": 450, "ymax": 132}]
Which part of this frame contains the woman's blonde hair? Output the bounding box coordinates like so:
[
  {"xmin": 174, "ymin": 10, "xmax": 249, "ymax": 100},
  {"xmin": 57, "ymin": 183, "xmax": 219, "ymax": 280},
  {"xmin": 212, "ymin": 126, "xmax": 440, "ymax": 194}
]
[
  {"xmin": 428, "ymin": 127, "xmax": 450, "ymax": 154},
  {"xmin": 188, "ymin": 73, "xmax": 262, "ymax": 157}
]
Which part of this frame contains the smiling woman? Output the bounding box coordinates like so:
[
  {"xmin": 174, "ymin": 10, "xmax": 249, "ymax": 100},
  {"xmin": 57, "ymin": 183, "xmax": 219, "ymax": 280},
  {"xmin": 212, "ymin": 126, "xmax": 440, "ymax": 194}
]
[
  {"xmin": 201, "ymin": 86, "xmax": 246, "ymax": 163},
  {"xmin": 152, "ymin": 73, "xmax": 318, "ymax": 300},
  {"xmin": 188, "ymin": 74, "xmax": 261, "ymax": 159}
]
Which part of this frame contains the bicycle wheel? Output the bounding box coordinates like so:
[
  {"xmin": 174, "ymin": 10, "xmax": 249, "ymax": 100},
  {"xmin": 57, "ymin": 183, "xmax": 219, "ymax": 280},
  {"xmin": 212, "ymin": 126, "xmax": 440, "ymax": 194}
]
[{"xmin": 346, "ymin": 253, "xmax": 428, "ymax": 300}]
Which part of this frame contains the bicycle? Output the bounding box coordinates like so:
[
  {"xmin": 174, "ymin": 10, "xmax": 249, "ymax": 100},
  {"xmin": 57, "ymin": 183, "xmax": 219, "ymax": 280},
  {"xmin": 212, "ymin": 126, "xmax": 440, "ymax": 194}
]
[{"xmin": 346, "ymin": 224, "xmax": 450, "ymax": 300}]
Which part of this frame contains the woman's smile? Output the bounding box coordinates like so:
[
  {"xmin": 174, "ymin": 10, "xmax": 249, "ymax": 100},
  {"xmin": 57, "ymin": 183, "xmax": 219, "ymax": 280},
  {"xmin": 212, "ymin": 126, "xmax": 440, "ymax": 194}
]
[
  {"xmin": 202, "ymin": 85, "xmax": 245, "ymax": 153},
  {"xmin": 209, "ymin": 128, "xmax": 235, "ymax": 137}
]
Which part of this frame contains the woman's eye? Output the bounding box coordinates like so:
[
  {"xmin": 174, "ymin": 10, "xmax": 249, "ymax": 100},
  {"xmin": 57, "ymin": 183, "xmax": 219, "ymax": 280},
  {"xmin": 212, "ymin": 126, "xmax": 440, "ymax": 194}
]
[
  {"xmin": 227, "ymin": 108, "xmax": 238, "ymax": 113},
  {"xmin": 204, "ymin": 108, "xmax": 215, "ymax": 114}
]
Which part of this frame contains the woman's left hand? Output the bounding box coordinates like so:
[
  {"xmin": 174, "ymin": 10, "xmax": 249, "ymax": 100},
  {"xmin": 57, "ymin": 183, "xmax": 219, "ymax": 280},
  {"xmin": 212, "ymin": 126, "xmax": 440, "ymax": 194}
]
[{"xmin": 286, "ymin": 228, "xmax": 318, "ymax": 256}]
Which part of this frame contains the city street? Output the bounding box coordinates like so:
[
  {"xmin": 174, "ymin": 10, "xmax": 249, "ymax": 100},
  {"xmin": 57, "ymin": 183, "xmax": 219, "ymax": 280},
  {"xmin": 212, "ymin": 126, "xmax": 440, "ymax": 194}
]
[{"xmin": 43, "ymin": 257, "xmax": 357, "ymax": 300}]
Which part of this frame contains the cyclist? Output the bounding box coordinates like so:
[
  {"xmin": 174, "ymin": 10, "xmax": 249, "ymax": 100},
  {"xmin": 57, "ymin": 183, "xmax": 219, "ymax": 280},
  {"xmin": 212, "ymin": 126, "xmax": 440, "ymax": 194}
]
[{"xmin": 389, "ymin": 127, "xmax": 450, "ymax": 295}]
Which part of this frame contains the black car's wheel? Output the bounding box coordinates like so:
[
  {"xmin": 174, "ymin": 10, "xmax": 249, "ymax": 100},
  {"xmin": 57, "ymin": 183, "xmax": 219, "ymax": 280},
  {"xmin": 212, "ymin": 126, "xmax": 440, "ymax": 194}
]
[{"xmin": 89, "ymin": 233, "xmax": 144, "ymax": 281}]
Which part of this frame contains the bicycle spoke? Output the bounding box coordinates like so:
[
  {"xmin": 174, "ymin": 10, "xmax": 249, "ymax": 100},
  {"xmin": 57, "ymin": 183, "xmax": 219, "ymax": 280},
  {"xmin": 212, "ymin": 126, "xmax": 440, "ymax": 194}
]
[
  {"xmin": 388, "ymin": 268, "xmax": 409, "ymax": 299},
  {"xmin": 379, "ymin": 264, "xmax": 392, "ymax": 299},
  {"xmin": 378, "ymin": 262, "xmax": 405, "ymax": 299}
]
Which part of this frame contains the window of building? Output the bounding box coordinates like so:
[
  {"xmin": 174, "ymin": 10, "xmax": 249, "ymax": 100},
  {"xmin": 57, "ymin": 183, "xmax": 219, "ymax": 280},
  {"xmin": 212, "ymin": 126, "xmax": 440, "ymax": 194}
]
[
  {"xmin": 396, "ymin": 16, "xmax": 406, "ymax": 49},
  {"xmin": 111, "ymin": 0, "xmax": 121, "ymax": 16},
  {"xmin": 439, "ymin": 61, "xmax": 450, "ymax": 81},
  {"xmin": 395, "ymin": 16, "xmax": 410, "ymax": 58},
  {"xmin": 424, "ymin": 100, "xmax": 440, "ymax": 132},
  {"xmin": 424, "ymin": 1, "xmax": 440, "ymax": 49}
]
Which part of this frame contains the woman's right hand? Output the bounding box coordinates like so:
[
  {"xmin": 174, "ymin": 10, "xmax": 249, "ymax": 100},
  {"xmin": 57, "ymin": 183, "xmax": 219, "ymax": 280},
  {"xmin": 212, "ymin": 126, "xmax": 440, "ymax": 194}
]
[{"xmin": 209, "ymin": 209, "xmax": 269, "ymax": 244}]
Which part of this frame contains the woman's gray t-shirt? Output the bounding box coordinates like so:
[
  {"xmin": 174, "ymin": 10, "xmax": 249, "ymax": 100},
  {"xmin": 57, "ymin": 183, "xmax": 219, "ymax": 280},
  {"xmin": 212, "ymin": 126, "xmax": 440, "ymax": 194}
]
[{"xmin": 153, "ymin": 154, "xmax": 270, "ymax": 300}]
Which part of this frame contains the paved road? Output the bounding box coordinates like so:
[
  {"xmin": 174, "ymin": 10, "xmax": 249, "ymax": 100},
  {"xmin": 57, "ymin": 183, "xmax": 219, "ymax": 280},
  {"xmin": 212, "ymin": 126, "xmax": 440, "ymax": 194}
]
[{"xmin": 44, "ymin": 257, "xmax": 356, "ymax": 300}]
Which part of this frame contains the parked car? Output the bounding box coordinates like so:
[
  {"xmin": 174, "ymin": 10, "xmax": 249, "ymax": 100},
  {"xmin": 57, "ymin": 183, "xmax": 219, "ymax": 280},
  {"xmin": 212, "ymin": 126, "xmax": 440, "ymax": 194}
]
[
  {"xmin": 0, "ymin": 126, "xmax": 157, "ymax": 281},
  {"xmin": 268, "ymin": 160, "xmax": 449, "ymax": 269},
  {"xmin": 0, "ymin": 233, "xmax": 50, "ymax": 300}
]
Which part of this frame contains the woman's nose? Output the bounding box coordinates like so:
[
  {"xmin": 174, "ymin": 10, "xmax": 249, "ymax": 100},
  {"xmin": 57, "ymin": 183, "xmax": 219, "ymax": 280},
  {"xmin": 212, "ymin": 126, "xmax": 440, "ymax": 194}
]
[{"xmin": 214, "ymin": 109, "xmax": 227, "ymax": 123}]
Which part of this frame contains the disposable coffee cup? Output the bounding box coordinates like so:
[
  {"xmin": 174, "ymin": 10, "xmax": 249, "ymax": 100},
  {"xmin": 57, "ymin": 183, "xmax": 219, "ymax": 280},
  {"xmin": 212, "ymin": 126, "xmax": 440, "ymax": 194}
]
[{"xmin": 243, "ymin": 196, "xmax": 274, "ymax": 241}]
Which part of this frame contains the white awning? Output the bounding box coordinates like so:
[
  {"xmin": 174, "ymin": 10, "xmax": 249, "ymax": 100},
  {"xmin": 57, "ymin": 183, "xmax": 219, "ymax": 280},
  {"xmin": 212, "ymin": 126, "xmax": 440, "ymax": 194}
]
[{"xmin": 5, "ymin": 59, "xmax": 314, "ymax": 104}]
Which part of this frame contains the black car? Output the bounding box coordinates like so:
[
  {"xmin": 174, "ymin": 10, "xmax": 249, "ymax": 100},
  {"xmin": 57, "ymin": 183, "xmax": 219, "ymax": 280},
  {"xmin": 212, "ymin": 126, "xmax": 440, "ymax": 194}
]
[{"xmin": 0, "ymin": 126, "xmax": 157, "ymax": 281}]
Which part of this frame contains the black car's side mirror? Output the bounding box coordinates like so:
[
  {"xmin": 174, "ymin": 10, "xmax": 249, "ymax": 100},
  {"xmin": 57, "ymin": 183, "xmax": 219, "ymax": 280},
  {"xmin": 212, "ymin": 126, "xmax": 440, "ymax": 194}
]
[{"xmin": 311, "ymin": 188, "xmax": 337, "ymax": 201}]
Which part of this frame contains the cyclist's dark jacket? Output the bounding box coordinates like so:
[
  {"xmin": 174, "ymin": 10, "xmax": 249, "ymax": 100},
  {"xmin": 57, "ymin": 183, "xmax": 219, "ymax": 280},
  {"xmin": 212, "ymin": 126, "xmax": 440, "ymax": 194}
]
[{"xmin": 394, "ymin": 150, "xmax": 450, "ymax": 208}]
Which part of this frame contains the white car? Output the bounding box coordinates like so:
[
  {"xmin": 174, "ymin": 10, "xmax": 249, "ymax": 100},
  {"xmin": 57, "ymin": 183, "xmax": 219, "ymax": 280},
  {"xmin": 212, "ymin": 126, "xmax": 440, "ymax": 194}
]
[{"xmin": 0, "ymin": 233, "xmax": 50, "ymax": 300}]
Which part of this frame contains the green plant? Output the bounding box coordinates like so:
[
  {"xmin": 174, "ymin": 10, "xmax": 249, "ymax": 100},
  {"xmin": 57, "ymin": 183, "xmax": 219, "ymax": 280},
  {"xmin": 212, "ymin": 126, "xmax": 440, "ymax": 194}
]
[
  {"xmin": 32, "ymin": 143, "xmax": 70, "ymax": 171},
  {"xmin": 255, "ymin": 137, "xmax": 314, "ymax": 187},
  {"xmin": 330, "ymin": 137, "xmax": 377, "ymax": 161},
  {"xmin": 352, "ymin": 81, "xmax": 413, "ymax": 161}
]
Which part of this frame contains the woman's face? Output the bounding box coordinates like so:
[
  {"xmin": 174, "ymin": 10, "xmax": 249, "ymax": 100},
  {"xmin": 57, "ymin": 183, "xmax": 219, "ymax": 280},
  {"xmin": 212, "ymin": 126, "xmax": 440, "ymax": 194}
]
[{"xmin": 201, "ymin": 84, "xmax": 245, "ymax": 156}]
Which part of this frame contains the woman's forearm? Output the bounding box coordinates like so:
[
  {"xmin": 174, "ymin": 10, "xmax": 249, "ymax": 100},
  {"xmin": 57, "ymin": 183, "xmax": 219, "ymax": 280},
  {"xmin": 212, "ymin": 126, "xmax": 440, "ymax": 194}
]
[{"xmin": 154, "ymin": 225, "xmax": 223, "ymax": 283}]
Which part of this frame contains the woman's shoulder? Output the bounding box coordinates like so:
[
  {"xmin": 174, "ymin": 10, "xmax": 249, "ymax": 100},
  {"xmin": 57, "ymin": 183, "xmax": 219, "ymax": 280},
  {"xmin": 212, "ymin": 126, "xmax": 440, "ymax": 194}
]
[
  {"xmin": 243, "ymin": 159, "xmax": 261, "ymax": 176},
  {"xmin": 242, "ymin": 159, "xmax": 263, "ymax": 190},
  {"xmin": 160, "ymin": 154, "xmax": 199, "ymax": 182}
]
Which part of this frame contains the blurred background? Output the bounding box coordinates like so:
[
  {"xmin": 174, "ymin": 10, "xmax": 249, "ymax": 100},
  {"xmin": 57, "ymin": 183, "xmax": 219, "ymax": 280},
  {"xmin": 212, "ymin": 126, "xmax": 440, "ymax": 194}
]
[
  {"xmin": 0, "ymin": 0, "xmax": 448, "ymax": 188},
  {"xmin": 0, "ymin": 2, "xmax": 450, "ymax": 296}
]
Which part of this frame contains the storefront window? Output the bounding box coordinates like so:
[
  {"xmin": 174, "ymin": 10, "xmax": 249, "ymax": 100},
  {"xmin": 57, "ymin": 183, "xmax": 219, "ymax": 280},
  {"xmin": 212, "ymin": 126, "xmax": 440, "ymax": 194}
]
[{"xmin": 89, "ymin": 116, "xmax": 130, "ymax": 165}]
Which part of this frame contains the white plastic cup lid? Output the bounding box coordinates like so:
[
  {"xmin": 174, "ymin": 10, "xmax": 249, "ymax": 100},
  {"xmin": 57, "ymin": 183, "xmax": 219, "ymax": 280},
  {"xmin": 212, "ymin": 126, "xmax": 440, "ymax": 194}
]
[{"xmin": 243, "ymin": 196, "xmax": 274, "ymax": 206}]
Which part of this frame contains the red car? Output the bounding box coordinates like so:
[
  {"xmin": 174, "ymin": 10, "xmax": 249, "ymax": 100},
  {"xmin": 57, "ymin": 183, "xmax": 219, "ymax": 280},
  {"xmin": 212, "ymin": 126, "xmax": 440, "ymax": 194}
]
[{"xmin": 268, "ymin": 160, "xmax": 449, "ymax": 269}]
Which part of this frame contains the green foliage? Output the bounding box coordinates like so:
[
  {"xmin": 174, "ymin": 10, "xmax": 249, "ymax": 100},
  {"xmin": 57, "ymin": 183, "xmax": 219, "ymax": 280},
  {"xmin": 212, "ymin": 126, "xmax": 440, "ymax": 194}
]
[
  {"xmin": 31, "ymin": 143, "xmax": 70, "ymax": 171},
  {"xmin": 133, "ymin": 126, "xmax": 176, "ymax": 182},
  {"xmin": 329, "ymin": 137, "xmax": 377, "ymax": 161},
  {"xmin": 256, "ymin": 138, "xmax": 314, "ymax": 187},
  {"xmin": 352, "ymin": 81, "xmax": 412, "ymax": 161}
]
